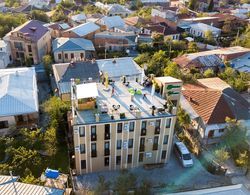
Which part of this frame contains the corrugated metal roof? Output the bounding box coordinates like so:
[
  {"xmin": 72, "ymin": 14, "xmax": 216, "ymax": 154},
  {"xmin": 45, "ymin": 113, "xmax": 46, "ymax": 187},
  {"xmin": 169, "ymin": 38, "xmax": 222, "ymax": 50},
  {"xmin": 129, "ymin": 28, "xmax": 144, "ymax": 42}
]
[
  {"xmin": 70, "ymin": 13, "xmax": 86, "ymax": 22},
  {"xmin": 0, "ymin": 175, "xmax": 64, "ymax": 195},
  {"xmin": 52, "ymin": 37, "xmax": 95, "ymax": 52},
  {"xmin": 65, "ymin": 22, "xmax": 100, "ymax": 37},
  {"xmin": 101, "ymin": 16, "xmax": 125, "ymax": 29},
  {"xmin": 0, "ymin": 67, "xmax": 39, "ymax": 117}
]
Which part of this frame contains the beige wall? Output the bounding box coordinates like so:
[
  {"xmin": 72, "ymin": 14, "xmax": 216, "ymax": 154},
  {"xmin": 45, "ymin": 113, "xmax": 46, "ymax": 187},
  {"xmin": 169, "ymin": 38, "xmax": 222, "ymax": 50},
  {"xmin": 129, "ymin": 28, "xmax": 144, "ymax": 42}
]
[
  {"xmin": 0, "ymin": 116, "xmax": 16, "ymax": 136},
  {"xmin": 73, "ymin": 116, "xmax": 175, "ymax": 174},
  {"xmin": 54, "ymin": 51, "xmax": 86, "ymax": 63}
]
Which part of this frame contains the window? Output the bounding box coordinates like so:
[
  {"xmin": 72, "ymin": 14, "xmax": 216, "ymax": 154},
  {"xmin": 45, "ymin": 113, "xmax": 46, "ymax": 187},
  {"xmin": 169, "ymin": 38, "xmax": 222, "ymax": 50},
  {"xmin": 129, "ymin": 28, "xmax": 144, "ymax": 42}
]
[
  {"xmin": 116, "ymin": 156, "xmax": 121, "ymax": 165},
  {"xmin": 139, "ymin": 153, "xmax": 143, "ymax": 162},
  {"xmin": 161, "ymin": 150, "xmax": 166, "ymax": 159},
  {"xmin": 71, "ymin": 53, "xmax": 74, "ymax": 59},
  {"xmin": 81, "ymin": 160, "xmax": 86, "ymax": 169},
  {"xmin": 139, "ymin": 137, "xmax": 145, "ymax": 152},
  {"xmin": 104, "ymin": 157, "xmax": 109, "ymax": 166},
  {"xmin": 117, "ymin": 123, "xmax": 122, "ymax": 133},
  {"xmin": 104, "ymin": 124, "xmax": 110, "ymax": 140},
  {"xmin": 153, "ymin": 136, "xmax": 158, "ymax": 150},
  {"xmin": 91, "ymin": 143, "xmax": 97, "ymax": 157},
  {"xmin": 129, "ymin": 121, "xmax": 135, "ymax": 132},
  {"xmin": 117, "ymin": 140, "xmax": 122, "ymax": 149},
  {"xmin": 65, "ymin": 53, "xmax": 68, "ymax": 59},
  {"xmin": 163, "ymin": 135, "xmax": 169, "ymax": 144},
  {"xmin": 27, "ymin": 45, "xmax": 32, "ymax": 52},
  {"xmin": 128, "ymin": 139, "xmax": 133, "ymax": 148},
  {"xmin": 219, "ymin": 129, "xmax": 224, "ymax": 133},
  {"xmin": 127, "ymin": 154, "xmax": 132, "ymax": 164},
  {"xmin": 79, "ymin": 126, "xmax": 85, "ymax": 137},
  {"xmin": 14, "ymin": 42, "xmax": 23, "ymax": 51},
  {"xmin": 80, "ymin": 53, "xmax": 84, "ymax": 59},
  {"xmin": 91, "ymin": 126, "xmax": 97, "ymax": 141},
  {"xmin": 104, "ymin": 141, "xmax": 110, "ymax": 156},
  {"xmin": 141, "ymin": 121, "xmax": 147, "ymax": 129},
  {"xmin": 0, "ymin": 121, "xmax": 8, "ymax": 129},
  {"xmin": 166, "ymin": 118, "xmax": 171, "ymax": 128},
  {"xmin": 156, "ymin": 119, "xmax": 161, "ymax": 128},
  {"xmin": 80, "ymin": 144, "xmax": 85, "ymax": 154},
  {"xmin": 58, "ymin": 53, "xmax": 62, "ymax": 60}
]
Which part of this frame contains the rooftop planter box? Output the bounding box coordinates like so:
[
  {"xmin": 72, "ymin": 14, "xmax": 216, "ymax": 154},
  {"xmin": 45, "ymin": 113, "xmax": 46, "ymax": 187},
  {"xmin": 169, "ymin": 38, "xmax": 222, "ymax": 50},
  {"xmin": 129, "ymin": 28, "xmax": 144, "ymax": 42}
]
[{"xmin": 78, "ymin": 99, "xmax": 96, "ymax": 110}]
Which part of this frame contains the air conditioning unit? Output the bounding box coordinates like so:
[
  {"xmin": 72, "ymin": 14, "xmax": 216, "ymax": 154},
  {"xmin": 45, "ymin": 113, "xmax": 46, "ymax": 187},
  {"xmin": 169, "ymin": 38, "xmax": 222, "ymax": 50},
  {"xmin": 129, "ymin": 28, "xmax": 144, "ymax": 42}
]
[
  {"xmin": 124, "ymin": 123, "xmax": 129, "ymax": 131},
  {"xmin": 75, "ymin": 146, "xmax": 80, "ymax": 152},
  {"xmin": 74, "ymin": 130, "xmax": 78, "ymax": 134},
  {"xmin": 123, "ymin": 141, "xmax": 128, "ymax": 149},
  {"xmin": 147, "ymin": 138, "xmax": 153, "ymax": 143}
]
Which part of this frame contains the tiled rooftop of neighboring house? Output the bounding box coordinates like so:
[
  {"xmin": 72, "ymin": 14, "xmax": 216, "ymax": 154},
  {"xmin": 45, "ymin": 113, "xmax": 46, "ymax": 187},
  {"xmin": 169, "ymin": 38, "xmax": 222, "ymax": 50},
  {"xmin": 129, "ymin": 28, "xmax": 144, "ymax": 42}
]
[
  {"xmin": 7, "ymin": 20, "xmax": 49, "ymax": 42},
  {"xmin": 182, "ymin": 84, "xmax": 234, "ymax": 124},
  {"xmin": 124, "ymin": 16, "xmax": 147, "ymax": 26},
  {"xmin": 0, "ymin": 67, "xmax": 38, "ymax": 117},
  {"xmin": 52, "ymin": 37, "xmax": 95, "ymax": 52},
  {"xmin": 64, "ymin": 22, "xmax": 100, "ymax": 37}
]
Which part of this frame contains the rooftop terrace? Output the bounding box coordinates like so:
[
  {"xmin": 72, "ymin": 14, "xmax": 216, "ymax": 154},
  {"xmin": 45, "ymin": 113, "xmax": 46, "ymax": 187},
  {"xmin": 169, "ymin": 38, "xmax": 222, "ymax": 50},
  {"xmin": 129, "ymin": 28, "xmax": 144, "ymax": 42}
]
[{"xmin": 73, "ymin": 80, "xmax": 180, "ymax": 125}]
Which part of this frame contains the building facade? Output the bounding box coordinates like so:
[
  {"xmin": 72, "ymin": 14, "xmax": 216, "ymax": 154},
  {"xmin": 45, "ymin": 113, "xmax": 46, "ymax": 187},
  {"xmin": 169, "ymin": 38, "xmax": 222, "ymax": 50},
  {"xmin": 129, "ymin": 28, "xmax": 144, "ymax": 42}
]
[
  {"xmin": 4, "ymin": 20, "xmax": 51, "ymax": 65},
  {"xmin": 69, "ymin": 76, "xmax": 182, "ymax": 174}
]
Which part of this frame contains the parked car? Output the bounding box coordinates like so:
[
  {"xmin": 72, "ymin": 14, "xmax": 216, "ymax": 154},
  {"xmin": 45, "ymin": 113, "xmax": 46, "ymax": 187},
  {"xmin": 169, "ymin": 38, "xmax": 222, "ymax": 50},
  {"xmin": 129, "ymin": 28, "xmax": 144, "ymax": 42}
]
[{"xmin": 174, "ymin": 141, "xmax": 194, "ymax": 167}]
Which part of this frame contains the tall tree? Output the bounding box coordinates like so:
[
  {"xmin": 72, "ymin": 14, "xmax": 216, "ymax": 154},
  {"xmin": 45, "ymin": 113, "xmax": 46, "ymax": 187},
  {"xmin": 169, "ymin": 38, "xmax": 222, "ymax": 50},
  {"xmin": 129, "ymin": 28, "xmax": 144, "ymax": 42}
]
[
  {"xmin": 207, "ymin": 0, "xmax": 214, "ymax": 12},
  {"xmin": 188, "ymin": 0, "xmax": 197, "ymax": 10}
]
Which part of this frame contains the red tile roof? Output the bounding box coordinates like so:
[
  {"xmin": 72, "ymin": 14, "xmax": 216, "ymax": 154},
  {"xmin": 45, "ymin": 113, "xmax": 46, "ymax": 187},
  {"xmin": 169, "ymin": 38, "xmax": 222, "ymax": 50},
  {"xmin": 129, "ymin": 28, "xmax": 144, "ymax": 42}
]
[{"xmin": 182, "ymin": 85, "xmax": 234, "ymax": 124}]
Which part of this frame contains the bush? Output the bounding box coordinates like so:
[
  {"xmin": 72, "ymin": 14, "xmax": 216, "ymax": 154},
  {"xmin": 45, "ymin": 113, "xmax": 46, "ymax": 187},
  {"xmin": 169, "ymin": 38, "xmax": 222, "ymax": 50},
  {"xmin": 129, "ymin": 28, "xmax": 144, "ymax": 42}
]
[{"xmin": 235, "ymin": 151, "xmax": 248, "ymax": 167}]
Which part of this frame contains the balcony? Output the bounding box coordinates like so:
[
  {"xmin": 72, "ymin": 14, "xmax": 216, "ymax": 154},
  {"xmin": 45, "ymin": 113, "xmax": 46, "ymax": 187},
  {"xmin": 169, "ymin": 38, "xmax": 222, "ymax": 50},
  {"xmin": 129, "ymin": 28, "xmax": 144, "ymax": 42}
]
[
  {"xmin": 139, "ymin": 145, "xmax": 145, "ymax": 152},
  {"xmin": 91, "ymin": 134, "xmax": 97, "ymax": 141},
  {"xmin": 91, "ymin": 150, "xmax": 97, "ymax": 157},
  {"xmin": 153, "ymin": 143, "xmax": 158, "ymax": 150},
  {"xmin": 155, "ymin": 127, "xmax": 160, "ymax": 135},
  {"xmin": 141, "ymin": 129, "xmax": 146, "ymax": 136},
  {"xmin": 104, "ymin": 149, "xmax": 110, "ymax": 156}
]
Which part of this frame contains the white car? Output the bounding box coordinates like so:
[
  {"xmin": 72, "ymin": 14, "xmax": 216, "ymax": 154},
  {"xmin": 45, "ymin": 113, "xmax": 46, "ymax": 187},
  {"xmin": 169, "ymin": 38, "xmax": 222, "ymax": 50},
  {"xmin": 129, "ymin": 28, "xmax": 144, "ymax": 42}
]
[{"xmin": 174, "ymin": 141, "xmax": 193, "ymax": 168}]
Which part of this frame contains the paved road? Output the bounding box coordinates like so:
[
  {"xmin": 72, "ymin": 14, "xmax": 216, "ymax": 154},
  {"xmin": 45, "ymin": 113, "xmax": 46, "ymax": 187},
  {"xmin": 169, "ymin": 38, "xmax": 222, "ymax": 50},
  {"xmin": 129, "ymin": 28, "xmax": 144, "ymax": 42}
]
[{"xmin": 74, "ymin": 152, "xmax": 230, "ymax": 192}]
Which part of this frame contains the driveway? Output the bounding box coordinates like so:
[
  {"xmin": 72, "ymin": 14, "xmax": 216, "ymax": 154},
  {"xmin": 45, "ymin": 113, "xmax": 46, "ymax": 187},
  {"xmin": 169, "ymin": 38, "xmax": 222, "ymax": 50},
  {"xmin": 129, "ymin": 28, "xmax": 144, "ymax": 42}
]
[{"xmin": 73, "ymin": 152, "xmax": 231, "ymax": 193}]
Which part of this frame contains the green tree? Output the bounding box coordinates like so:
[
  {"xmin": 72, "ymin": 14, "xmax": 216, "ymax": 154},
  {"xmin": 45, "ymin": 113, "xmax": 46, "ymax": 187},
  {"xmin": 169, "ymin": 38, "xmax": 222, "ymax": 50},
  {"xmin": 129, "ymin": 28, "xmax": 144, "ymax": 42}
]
[
  {"xmin": 114, "ymin": 170, "xmax": 137, "ymax": 195},
  {"xmin": 188, "ymin": 0, "xmax": 197, "ymax": 10},
  {"xmin": 213, "ymin": 147, "xmax": 230, "ymax": 164},
  {"xmin": 147, "ymin": 50, "xmax": 168, "ymax": 76},
  {"xmin": 235, "ymin": 151, "xmax": 248, "ymax": 167},
  {"xmin": 207, "ymin": 0, "xmax": 214, "ymax": 12},
  {"xmin": 43, "ymin": 55, "xmax": 53, "ymax": 76},
  {"xmin": 136, "ymin": 180, "xmax": 152, "ymax": 195},
  {"xmin": 204, "ymin": 30, "xmax": 215, "ymax": 44},
  {"xmin": 94, "ymin": 175, "xmax": 110, "ymax": 195},
  {"xmin": 164, "ymin": 61, "xmax": 181, "ymax": 79},
  {"xmin": 203, "ymin": 68, "xmax": 215, "ymax": 78},
  {"xmin": 31, "ymin": 10, "xmax": 49, "ymax": 23},
  {"xmin": 177, "ymin": 107, "xmax": 191, "ymax": 129},
  {"xmin": 134, "ymin": 52, "xmax": 151, "ymax": 66},
  {"xmin": 187, "ymin": 42, "xmax": 199, "ymax": 53}
]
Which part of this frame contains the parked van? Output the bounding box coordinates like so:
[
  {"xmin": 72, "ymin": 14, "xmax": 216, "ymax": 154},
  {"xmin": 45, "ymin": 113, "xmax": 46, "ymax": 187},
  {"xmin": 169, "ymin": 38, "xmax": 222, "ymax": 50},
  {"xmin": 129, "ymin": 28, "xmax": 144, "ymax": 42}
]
[{"xmin": 174, "ymin": 141, "xmax": 193, "ymax": 167}]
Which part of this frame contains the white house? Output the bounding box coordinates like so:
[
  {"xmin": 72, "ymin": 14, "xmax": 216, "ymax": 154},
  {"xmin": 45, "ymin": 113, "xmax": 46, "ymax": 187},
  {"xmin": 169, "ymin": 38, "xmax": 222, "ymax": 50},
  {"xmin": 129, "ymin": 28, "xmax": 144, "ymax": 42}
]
[
  {"xmin": 98, "ymin": 16, "xmax": 125, "ymax": 30},
  {"xmin": 28, "ymin": 0, "xmax": 50, "ymax": 9},
  {"xmin": 69, "ymin": 13, "xmax": 87, "ymax": 26},
  {"xmin": 0, "ymin": 40, "xmax": 12, "ymax": 69},
  {"xmin": 0, "ymin": 67, "xmax": 39, "ymax": 135},
  {"xmin": 189, "ymin": 23, "xmax": 221, "ymax": 38},
  {"xmin": 95, "ymin": 2, "xmax": 131, "ymax": 17},
  {"xmin": 52, "ymin": 37, "xmax": 95, "ymax": 63}
]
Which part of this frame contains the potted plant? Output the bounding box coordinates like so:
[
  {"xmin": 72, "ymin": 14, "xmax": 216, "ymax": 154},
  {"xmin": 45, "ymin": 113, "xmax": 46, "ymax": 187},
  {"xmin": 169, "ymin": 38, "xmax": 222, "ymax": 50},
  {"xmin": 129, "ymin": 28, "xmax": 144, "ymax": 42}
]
[{"xmin": 120, "ymin": 113, "xmax": 126, "ymax": 119}]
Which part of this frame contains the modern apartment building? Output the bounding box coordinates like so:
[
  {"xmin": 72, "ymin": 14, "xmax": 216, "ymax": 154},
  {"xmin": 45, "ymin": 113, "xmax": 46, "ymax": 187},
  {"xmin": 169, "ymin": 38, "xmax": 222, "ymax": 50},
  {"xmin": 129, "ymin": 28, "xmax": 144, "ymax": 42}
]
[{"xmin": 69, "ymin": 76, "xmax": 182, "ymax": 174}]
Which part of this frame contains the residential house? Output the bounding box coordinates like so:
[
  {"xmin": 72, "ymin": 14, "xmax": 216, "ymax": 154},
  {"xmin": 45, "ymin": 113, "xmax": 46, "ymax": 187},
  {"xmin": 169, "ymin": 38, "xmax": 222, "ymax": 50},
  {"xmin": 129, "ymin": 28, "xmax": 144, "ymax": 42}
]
[
  {"xmin": 28, "ymin": 0, "xmax": 50, "ymax": 9},
  {"xmin": 70, "ymin": 76, "xmax": 182, "ymax": 174},
  {"xmin": 180, "ymin": 77, "xmax": 250, "ymax": 145},
  {"xmin": 52, "ymin": 37, "xmax": 95, "ymax": 63},
  {"xmin": 173, "ymin": 46, "xmax": 250, "ymax": 71},
  {"xmin": 0, "ymin": 40, "xmax": 12, "ymax": 69},
  {"xmin": 124, "ymin": 16, "xmax": 147, "ymax": 27},
  {"xmin": 95, "ymin": 2, "xmax": 131, "ymax": 17},
  {"xmin": 141, "ymin": 0, "xmax": 170, "ymax": 6},
  {"xmin": 94, "ymin": 31, "xmax": 137, "ymax": 52},
  {"xmin": 69, "ymin": 13, "xmax": 87, "ymax": 26},
  {"xmin": 0, "ymin": 175, "xmax": 64, "ymax": 194},
  {"xmin": 45, "ymin": 22, "xmax": 71, "ymax": 38},
  {"xmin": 62, "ymin": 22, "xmax": 100, "ymax": 40},
  {"xmin": 230, "ymin": 52, "xmax": 250, "ymax": 73},
  {"xmin": 141, "ymin": 22, "xmax": 180, "ymax": 40},
  {"xmin": 52, "ymin": 57, "xmax": 144, "ymax": 101},
  {"xmin": 98, "ymin": 16, "xmax": 125, "ymax": 31},
  {"xmin": 188, "ymin": 23, "xmax": 221, "ymax": 38},
  {"xmin": 0, "ymin": 67, "xmax": 39, "ymax": 135},
  {"xmin": 4, "ymin": 20, "xmax": 51, "ymax": 65}
]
